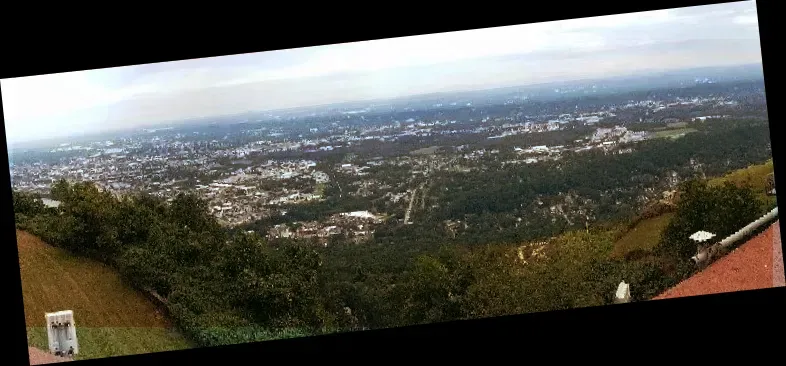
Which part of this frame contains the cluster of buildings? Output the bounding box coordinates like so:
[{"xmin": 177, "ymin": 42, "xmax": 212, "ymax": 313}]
[
  {"xmin": 266, "ymin": 210, "xmax": 386, "ymax": 244},
  {"xmin": 587, "ymin": 126, "xmax": 650, "ymax": 146},
  {"xmin": 591, "ymin": 126, "xmax": 629, "ymax": 142},
  {"xmin": 9, "ymin": 90, "xmax": 743, "ymax": 240},
  {"xmin": 613, "ymin": 95, "xmax": 731, "ymax": 111}
]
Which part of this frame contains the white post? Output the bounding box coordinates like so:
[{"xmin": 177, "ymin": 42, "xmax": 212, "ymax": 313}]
[
  {"xmin": 45, "ymin": 310, "xmax": 79, "ymax": 356},
  {"xmin": 614, "ymin": 281, "xmax": 631, "ymax": 304}
]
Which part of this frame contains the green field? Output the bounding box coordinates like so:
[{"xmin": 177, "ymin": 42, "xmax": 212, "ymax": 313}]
[
  {"xmin": 17, "ymin": 230, "xmax": 193, "ymax": 361},
  {"xmin": 611, "ymin": 213, "xmax": 675, "ymax": 259},
  {"xmin": 653, "ymin": 128, "xmax": 698, "ymax": 139},
  {"xmin": 410, "ymin": 146, "xmax": 441, "ymax": 155},
  {"xmin": 666, "ymin": 122, "xmax": 689, "ymax": 129},
  {"xmin": 655, "ymin": 122, "xmax": 689, "ymax": 130}
]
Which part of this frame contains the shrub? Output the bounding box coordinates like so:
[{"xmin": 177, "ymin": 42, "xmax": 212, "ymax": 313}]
[{"xmin": 659, "ymin": 179, "xmax": 762, "ymax": 259}]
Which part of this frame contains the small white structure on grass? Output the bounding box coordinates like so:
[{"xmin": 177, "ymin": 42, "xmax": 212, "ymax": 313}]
[
  {"xmin": 614, "ymin": 281, "xmax": 631, "ymax": 304},
  {"xmin": 45, "ymin": 310, "xmax": 79, "ymax": 356}
]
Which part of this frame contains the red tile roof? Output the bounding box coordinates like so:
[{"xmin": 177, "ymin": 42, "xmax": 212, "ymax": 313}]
[
  {"xmin": 28, "ymin": 347, "xmax": 71, "ymax": 365},
  {"xmin": 653, "ymin": 220, "xmax": 784, "ymax": 300}
]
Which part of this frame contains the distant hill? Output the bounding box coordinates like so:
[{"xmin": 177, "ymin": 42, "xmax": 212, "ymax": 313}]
[{"xmin": 16, "ymin": 230, "xmax": 192, "ymax": 361}]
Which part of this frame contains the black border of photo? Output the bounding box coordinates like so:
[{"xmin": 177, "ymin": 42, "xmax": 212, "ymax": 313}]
[{"xmin": 2, "ymin": 0, "xmax": 782, "ymax": 364}]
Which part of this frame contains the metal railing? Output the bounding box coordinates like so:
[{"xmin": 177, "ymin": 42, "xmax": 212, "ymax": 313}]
[{"xmin": 692, "ymin": 206, "xmax": 779, "ymax": 266}]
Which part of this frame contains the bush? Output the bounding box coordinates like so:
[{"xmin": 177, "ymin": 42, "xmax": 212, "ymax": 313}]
[
  {"xmin": 659, "ymin": 179, "xmax": 762, "ymax": 259},
  {"xmin": 584, "ymin": 258, "xmax": 677, "ymax": 303},
  {"xmin": 12, "ymin": 190, "xmax": 47, "ymax": 220}
]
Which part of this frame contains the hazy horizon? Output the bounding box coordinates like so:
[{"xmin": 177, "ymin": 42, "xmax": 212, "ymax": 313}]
[{"xmin": 1, "ymin": 1, "xmax": 762, "ymax": 146}]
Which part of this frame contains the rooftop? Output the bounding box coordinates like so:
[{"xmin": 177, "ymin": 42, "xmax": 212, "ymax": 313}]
[{"xmin": 653, "ymin": 220, "xmax": 784, "ymax": 300}]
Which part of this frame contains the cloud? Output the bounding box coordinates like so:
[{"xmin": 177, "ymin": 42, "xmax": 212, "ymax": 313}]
[
  {"xmin": 733, "ymin": 15, "xmax": 758, "ymax": 25},
  {"xmin": 1, "ymin": 0, "xmax": 763, "ymax": 144},
  {"xmin": 2, "ymin": 72, "xmax": 110, "ymax": 121}
]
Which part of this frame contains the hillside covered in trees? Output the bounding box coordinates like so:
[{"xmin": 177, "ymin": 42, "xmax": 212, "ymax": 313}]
[{"xmin": 12, "ymin": 118, "xmax": 776, "ymax": 348}]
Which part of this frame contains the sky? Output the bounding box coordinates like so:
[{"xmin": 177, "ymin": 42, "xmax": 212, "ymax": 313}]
[{"xmin": 1, "ymin": 1, "xmax": 763, "ymax": 145}]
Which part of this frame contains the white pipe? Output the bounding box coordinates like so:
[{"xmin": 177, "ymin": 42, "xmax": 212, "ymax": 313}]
[
  {"xmin": 718, "ymin": 206, "xmax": 778, "ymax": 249},
  {"xmin": 693, "ymin": 206, "xmax": 778, "ymax": 265}
]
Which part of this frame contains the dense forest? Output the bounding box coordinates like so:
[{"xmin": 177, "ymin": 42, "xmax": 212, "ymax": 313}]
[{"xmin": 11, "ymin": 118, "xmax": 776, "ymax": 347}]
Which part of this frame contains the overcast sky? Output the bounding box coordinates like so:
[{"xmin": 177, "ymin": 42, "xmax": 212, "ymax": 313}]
[{"xmin": 1, "ymin": 1, "xmax": 762, "ymax": 145}]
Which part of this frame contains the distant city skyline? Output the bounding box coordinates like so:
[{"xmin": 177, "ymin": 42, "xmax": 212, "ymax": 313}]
[{"xmin": 1, "ymin": 1, "xmax": 762, "ymax": 145}]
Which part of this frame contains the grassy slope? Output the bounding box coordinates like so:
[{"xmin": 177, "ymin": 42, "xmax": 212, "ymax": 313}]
[
  {"xmin": 611, "ymin": 213, "xmax": 675, "ymax": 259},
  {"xmin": 610, "ymin": 159, "xmax": 776, "ymax": 259},
  {"xmin": 16, "ymin": 230, "xmax": 193, "ymax": 361},
  {"xmin": 708, "ymin": 159, "xmax": 776, "ymax": 209}
]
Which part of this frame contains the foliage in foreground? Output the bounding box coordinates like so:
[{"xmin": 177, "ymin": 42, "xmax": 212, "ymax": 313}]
[{"xmin": 16, "ymin": 226, "xmax": 193, "ymax": 360}]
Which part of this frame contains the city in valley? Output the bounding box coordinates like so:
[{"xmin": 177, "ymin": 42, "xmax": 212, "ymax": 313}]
[{"xmin": 9, "ymin": 65, "xmax": 770, "ymax": 247}]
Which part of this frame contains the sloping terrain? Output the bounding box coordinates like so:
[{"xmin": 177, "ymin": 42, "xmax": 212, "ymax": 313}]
[
  {"xmin": 611, "ymin": 213, "xmax": 674, "ymax": 259},
  {"xmin": 709, "ymin": 159, "xmax": 776, "ymax": 207},
  {"xmin": 16, "ymin": 230, "xmax": 192, "ymax": 361},
  {"xmin": 709, "ymin": 159, "xmax": 773, "ymax": 189},
  {"xmin": 612, "ymin": 160, "xmax": 776, "ymax": 260}
]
